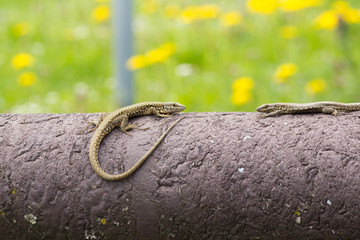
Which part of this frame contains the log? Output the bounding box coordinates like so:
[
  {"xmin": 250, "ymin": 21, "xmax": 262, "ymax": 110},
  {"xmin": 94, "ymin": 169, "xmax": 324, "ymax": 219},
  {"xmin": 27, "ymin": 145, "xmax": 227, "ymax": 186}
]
[{"xmin": 0, "ymin": 112, "xmax": 359, "ymax": 239}]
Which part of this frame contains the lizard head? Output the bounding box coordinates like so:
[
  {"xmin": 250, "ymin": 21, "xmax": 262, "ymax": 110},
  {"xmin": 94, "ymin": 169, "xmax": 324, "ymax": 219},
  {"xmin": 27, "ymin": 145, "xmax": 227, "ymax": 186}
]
[
  {"xmin": 161, "ymin": 102, "xmax": 186, "ymax": 114},
  {"xmin": 256, "ymin": 104, "xmax": 272, "ymax": 113}
]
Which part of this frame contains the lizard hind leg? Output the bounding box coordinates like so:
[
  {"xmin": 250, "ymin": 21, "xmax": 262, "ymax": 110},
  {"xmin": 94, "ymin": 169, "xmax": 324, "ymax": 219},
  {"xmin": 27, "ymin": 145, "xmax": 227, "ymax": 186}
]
[
  {"xmin": 126, "ymin": 122, "xmax": 150, "ymax": 131},
  {"xmin": 80, "ymin": 122, "xmax": 97, "ymax": 134},
  {"xmin": 120, "ymin": 122, "xmax": 149, "ymax": 136}
]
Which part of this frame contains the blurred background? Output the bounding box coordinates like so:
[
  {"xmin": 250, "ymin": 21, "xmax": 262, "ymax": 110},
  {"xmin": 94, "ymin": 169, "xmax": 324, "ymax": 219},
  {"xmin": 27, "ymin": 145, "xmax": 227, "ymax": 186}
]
[{"xmin": 1, "ymin": 0, "xmax": 360, "ymax": 113}]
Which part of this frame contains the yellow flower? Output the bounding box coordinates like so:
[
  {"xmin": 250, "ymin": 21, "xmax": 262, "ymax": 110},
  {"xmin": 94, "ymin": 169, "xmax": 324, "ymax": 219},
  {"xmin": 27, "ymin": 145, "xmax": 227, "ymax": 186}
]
[
  {"xmin": 280, "ymin": 25, "xmax": 298, "ymax": 39},
  {"xmin": 146, "ymin": 49, "xmax": 167, "ymax": 63},
  {"xmin": 247, "ymin": 0, "xmax": 278, "ymax": 15},
  {"xmin": 314, "ymin": 10, "xmax": 338, "ymax": 29},
  {"xmin": 221, "ymin": 11, "xmax": 243, "ymax": 27},
  {"xmin": 145, "ymin": 42, "xmax": 176, "ymax": 64},
  {"xmin": 127, "ymin": 55, "xmax": 149, "ymax": 70},
  {"xmin": 314, "ymin": 2, "xmax": 360, "ymax": 30},
  {"xmin": 231, "ymin": 77, "xmax": 254, "ymax": 106},
  {"xmin": 164, "ymin": 5, "xmax": 181, "ymax": 18},
  {"xmin": 180, "ymin": 4, "xmax": 220, "ymax": 23},
  {"xmin": 332, "ymin": 0, "xmax": 350, "ymax": 14},
  {"xmin": 231, "ymin": 91, "xmax": 251, "ymax": 106},
  {"xmin": 274, "ymin": 63, "xmax": 297, "ymax": 83},
  {"xmin": 127, "ymin": 43, "xmax": 176, "ymax": 70},
  {"xmin": 279, "ymin": 0, "xmax": 322, "ymax": 12},
  {"xmin": 12, "ymin": 53, "xmax": 34, "ymax": 69},
  {"xmin": 332, "ymin": 1, "xmax": 360, "ymax": 24},
  {"xmin": 12, "ymin": 22, "xmax": 31, "ymax": 37},
  {"xmin": 341, "ymin": 8, "xmax": 360, "ymax": 23},
  {"xmin": 305, "ymin": 78, "xmax": 326, "ymax": 95},
  {"xmin": 100, "ymin": 218, "xmax": 107, "ymax": 225},
  {"xmin": 18, "ymin": 72, "xmax": 37, "ymax": 87},
  {"xmin": 92, "ymin": 5, "xmax": 110, "ymax": 22},
  {"xmin": 197, "ymin": 5, "xmax": 220, "ymax": 19},
  {"xmin": 232, "ymin": 77, "xmax": 254, "ymax": 92},
  {"xmin": 180, "ymin": 6, "xmax": 199, "ymax": 23}
]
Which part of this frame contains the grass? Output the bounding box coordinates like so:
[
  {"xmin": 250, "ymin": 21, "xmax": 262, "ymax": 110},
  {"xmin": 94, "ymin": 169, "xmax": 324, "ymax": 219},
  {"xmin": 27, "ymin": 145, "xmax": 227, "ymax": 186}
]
[{"xmin": 1, "ymin": 0, "xmax": 360, "ymax": 113}]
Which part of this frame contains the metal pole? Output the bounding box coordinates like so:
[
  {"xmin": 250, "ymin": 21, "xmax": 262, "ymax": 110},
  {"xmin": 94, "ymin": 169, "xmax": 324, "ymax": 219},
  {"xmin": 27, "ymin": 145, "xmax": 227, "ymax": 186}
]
[{"xmin": 113, "ymin": 0, "xmax": 133, "ymax": 106}]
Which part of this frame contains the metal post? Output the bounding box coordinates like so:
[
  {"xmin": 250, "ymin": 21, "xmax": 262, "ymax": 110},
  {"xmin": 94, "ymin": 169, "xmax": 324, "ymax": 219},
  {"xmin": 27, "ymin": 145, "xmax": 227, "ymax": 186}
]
[{"xmin": 113, "ymin": 0, "xmax": 133, "ymax": 106}]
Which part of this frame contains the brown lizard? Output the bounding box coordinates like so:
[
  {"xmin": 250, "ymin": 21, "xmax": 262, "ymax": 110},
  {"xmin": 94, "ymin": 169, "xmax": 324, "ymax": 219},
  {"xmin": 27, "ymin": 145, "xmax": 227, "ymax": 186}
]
[
  {"xmin": 83, "ymin": 102, "xmax": 185, "ymax": 181},
  {"xmin": 256, "ymin": 101, "xmax": 360, "ymax": 118}
]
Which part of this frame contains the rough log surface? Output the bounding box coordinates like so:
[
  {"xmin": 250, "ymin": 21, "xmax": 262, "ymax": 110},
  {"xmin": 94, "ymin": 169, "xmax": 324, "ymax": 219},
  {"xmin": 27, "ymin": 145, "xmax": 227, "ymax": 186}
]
[{"xmin": 0, "ymin": 112, "xmax": 360, "ymax": 240}]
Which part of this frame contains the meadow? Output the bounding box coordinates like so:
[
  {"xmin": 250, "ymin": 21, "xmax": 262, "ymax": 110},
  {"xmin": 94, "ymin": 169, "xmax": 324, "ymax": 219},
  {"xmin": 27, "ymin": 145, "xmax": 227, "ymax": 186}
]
[{"xmin": 1, "ymin": 0, "xmax": 360, "ymax": 113}]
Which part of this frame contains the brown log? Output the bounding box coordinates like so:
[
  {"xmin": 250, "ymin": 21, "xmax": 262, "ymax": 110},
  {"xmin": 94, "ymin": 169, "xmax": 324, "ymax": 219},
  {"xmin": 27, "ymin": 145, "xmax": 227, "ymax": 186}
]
[{"xmin": 0, "ymin": 112, "xmax": 359, "ymax": 239}]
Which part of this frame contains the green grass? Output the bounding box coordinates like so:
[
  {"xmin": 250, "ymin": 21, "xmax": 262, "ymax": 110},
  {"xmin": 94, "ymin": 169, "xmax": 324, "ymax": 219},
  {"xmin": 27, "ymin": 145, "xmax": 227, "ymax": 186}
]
[
  {"xmin": 0, "ymin": 0, "xmax": 114, "ymax": 113},
  {"xmin": 1, "ymin": 0, "xmax": 360, "ymax": 113}
]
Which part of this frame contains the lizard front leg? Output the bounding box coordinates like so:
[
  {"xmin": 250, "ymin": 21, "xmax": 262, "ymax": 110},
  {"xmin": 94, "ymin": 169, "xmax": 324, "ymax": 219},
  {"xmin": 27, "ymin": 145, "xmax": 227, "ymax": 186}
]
[
  {"xmin": 81, "ymin": 112, "xmax": 108, "ymax": 133},
  {"xmin": 321, "ymin": 107, "xmax": 336, "ymax": 115},
  {"xmin": 322, "ymin": 107, "xmax": 347, "ymax": 116},
  {"xmin": 321, "ymin": 107, "xmax": 346, "ymax": 116}
]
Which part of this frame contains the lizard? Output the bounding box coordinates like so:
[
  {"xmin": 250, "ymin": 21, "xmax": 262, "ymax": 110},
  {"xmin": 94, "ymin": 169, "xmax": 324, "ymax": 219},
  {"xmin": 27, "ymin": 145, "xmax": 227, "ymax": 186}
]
[
  {"xmin": 83, "ymin": 102, "xmax": 186, "ymax": 181},
  {"xmin": 256, "ymin": 101, "xmax": 360, "ymax": 118}
]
